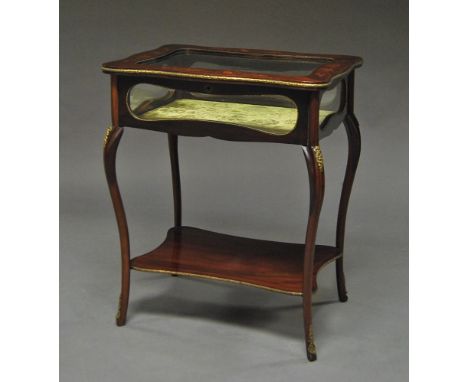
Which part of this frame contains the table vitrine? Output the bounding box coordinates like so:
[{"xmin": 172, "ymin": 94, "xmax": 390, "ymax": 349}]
[{"xmin": 102, "ymin": 44, "xmax": 362, "ymax": 361}]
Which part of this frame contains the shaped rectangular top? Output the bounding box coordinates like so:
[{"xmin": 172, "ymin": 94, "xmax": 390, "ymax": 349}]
[{"xmin": 102, "ymin": 44, "xmax": 362, "ymax": 89}]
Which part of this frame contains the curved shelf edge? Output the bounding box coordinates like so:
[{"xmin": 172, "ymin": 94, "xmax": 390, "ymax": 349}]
[
  {"xmin": 130, "ymin": 226, "xmax": 342, "ymax": 295},
  {"xmin": 130, "ymin": 266, "xmax": 304, "ymax": 296}
]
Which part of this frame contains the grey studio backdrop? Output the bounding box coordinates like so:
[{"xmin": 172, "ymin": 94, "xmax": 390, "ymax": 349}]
[{"xmin": 60, "ymin": 1, "xmax": 408, "ymax": 381}]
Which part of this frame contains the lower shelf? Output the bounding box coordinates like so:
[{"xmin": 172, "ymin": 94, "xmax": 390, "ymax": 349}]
[{"xmin": 130, "ymin": 226, "xmax": 341, "ymax": 295}]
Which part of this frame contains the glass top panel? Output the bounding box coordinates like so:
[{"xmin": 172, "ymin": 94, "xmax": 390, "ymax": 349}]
[{"xmin": 139, "ymin": 50, "xmax": 329, "ymax": 76}]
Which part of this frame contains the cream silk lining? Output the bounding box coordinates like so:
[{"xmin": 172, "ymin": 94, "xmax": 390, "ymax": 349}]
[{"xmin": 139, "ymin": 99, "xmax": 333, "ymax": 135}]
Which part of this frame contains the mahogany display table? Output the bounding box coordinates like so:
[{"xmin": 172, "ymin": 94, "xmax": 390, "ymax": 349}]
[{"xmin": 102, "ymin": 44, "xmax": 362, "ymax": 361}]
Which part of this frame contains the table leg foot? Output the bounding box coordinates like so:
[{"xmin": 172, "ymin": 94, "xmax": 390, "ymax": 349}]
[
  {"xmin": 303, "ymin": 293, "xmax": 318, "ymax": 362},
  {"xmin": 304, "ymin": 310, "xmax": 318, "ymax": 362},
  {"xmin": 307, "ymin": 348, "xmax": 317, "ymax": 362},
  {"xmin": 116, "ymin": 291, "xmax": 129, "ymax": 326}
]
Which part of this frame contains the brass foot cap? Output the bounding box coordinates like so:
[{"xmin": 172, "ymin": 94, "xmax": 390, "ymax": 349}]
[{"xmin": 307, "ymin": 351, "xmax": 317, "ymax": 362}]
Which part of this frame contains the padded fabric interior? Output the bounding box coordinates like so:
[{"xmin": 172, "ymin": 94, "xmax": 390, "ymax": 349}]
[{"xmin": 139, "ymin": 99, "xmax": 333, "ymax": 135}]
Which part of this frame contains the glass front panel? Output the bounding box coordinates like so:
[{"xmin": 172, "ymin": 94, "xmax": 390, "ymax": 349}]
[
  {"xmin": 128, "ymin": 83, "xmax": 343, "ymax": 136},
  {"xmin": 139, "ymin": 50, "xmax": 329, "ymax": 76},
  {"xmin": 128, "ymin": 84, "xmax": 299, "ymax": 135}
]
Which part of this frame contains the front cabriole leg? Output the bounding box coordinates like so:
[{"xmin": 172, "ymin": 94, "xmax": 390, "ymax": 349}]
[
  {"xmin": 103, "ymin": 126, "xmax": 130, "ymax": 326},
  {"xmin": 302, "ymin": 144, "xmax": 325, "ymax": 361}
]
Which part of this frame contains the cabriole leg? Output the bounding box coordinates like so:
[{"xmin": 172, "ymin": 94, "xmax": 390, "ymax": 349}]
[
  {"xmin": 103, "ymin": 126, "xmax": 130, "ymax": 326},
  {"xmin": 302, "ymin": 145, "xmax": 325, "ymax": 361},
  {"xmin": 335, "ymin": 114, "xmax": 361, "ymax": 302}
]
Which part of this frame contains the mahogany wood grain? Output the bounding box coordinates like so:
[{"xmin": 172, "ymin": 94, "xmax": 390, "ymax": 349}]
[
  {"xmin": 130, "ymin": 226, "xmax": 340, "ymax": 295},
  {"xmin": 102, "ymin": 44, "xmax": 362, "ymax": 89},
  {"xmin": 111, "ymin": 75, "xmax": 119, "ymax": 126}
]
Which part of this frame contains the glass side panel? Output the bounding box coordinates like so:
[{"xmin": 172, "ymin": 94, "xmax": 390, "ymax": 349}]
[
  {"xmin": 318, "ymin": 81, "xmax": 344, "ymax": 139},
  {"xmin": 320, "ymin": 81, "xmax": 342, "ymax": 115},
  {"xmin": 139, "ymin": 50, "xmax": 329, "ymax": 76},
  {"xmin": 128, "ymin": 84, "xmax": 299, "ymax": 135}
]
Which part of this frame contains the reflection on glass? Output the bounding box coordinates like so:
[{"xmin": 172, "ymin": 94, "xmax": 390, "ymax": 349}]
[
  {"xmin": 139, "ymin": 50, "xmax": 329, "ymax": 76},
  {"xmin": 128, "ymin": 84, "xmax": 299, "ymax": 135},
  {"xmin": 320, "ymin": 81, "xmax": 342, "ymax": 114},
  {"xmin": 319, "ymin": 82, "xmax": 344, "ymax": 139},
  {"xmin": 128, "ymin": 83, "xmax": 342, "ymax": 136}
]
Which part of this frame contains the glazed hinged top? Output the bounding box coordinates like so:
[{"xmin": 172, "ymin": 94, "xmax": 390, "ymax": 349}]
[{"xmin": 102, "ymin": 44, "xmax": 362, "ymax": 89}]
